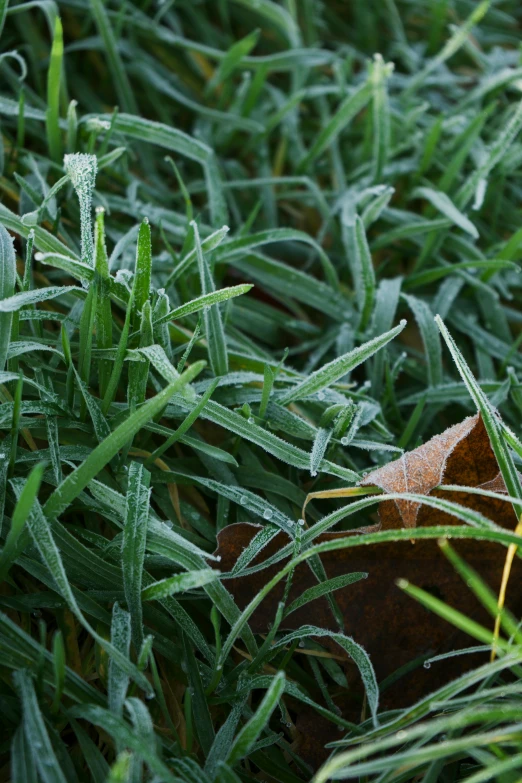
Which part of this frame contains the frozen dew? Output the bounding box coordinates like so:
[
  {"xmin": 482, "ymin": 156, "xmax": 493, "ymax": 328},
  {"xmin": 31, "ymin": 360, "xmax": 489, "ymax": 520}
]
[
  {"xmin": 263, "ymin": 508, "xmax": 273, "ymax": 520},
  {"xmin": 64, "ymin": 153, "xmax": 98, "ymax": 267},
  {"xmin": 297, "ymin": 518, "xmax": 305, "ymax": 526},
  {"xmin": 239, "ymin": 495, "xmax": 248, "ymax": 505},
  {"xmin": 64, "ymin": 152, "xmax": 97, "ymax": 197},
  {"xmin": 423, "ymin": 661, "xmax": 431, "ymax": 669},
  {"xmin": 341, "ymin": 437, "xmax": 349, "ymax": 445}
]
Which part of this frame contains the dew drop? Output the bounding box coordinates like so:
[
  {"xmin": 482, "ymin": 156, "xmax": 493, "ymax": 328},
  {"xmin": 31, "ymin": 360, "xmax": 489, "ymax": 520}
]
[
  {"xmin": 341, "ymin": 437, "xmax": 348, "ymax": 445},
  {"xmin": 297, "ymin": 518, "xmax": 305, "ymax": 526},
  {"xmin": 423, "ymin": 661, "xmax": 431, "ymax": 669},
  {"xmin": 216, "ymin": 555, "xmax": 222, "ymax": 562},
  {"xmin": 317, "ymin": 390, "xmax": 325, "ymax": 400},
  {"xmin": 240, "ymin": 495, "xmax": 248, "ymax": 505},
  {"xmin": 299, "ymin": 640, "xmax": 305, "ymax": 647},
  {"xmin": 263, "ymin": 508, "xmax": 273, "ymax": 520}
]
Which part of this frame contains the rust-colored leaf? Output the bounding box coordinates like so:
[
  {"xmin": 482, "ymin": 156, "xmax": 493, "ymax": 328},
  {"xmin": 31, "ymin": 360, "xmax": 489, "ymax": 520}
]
[
  {"xmin": 216, "ymin": 414, "xmax": 522, "ymax": 733},
  {"xmin": 359, "ymin": 413, "xmax": 501, "ymax": 529}
]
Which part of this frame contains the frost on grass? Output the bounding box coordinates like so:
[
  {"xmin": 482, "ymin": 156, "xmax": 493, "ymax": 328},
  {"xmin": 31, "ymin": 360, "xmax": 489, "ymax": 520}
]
[{"xmin": 64, "ymin": 153, "xmax": 97, "ymax": 267}]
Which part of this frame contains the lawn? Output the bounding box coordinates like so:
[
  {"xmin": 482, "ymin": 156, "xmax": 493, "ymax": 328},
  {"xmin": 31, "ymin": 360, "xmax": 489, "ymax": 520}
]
[{"xmin": 1, "ymin": 1, "xmax": 522, "ymax": 781}]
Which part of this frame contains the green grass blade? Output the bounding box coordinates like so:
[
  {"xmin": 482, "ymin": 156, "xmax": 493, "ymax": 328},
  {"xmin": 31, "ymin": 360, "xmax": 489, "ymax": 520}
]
[
  {"xmin": 0, "ymin": 462, "xmax": 44, "ymax": 583},
  {"xmin": 0, "ymin": 223, "xmax": 16, "ymax": 371},
  {"xmin": 89, "ymin": 0, "xmax": 137, "ymax": 114},
  {"xmin": 108, "ymin": 603, "xmax": 131, "ymax": 717},
  {"xmin": 45, "ymin": 15, "xmax": 63, "ymax": 162},
  {"xmin": 226, "ymin": 671, "xmax": 286, "ymax": 766},
  {"xmin": 14, "ymin": 669, "xmax": 68, "ymax": 783},
  {"xmin": 298, "ymin": 79, "xmax": 372, "ymax": 171},
  {"xmin": 142, "ymin": 569, "xmax": 219, "ymax": 601},
  {"xmin": 435, "ymin": 315, "xmax": 522, "ymax": 518},
  {"xmin": 44, "ymin": 360, "xmax": 206, "ymax": 519},
  {"xmin": 279, "ymin": 320, "xmax": 406, "ymax": 404},
  {"xmin": 122, "ymin": 462, "xmax": 151, "ymax": 651},
  {"xmin": 192, "ymin": 220, "xmax": 229, "ymax": 376}
]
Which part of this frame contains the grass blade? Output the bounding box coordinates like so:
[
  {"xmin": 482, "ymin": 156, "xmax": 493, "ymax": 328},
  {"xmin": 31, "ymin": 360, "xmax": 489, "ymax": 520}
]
[
  {"xmin": 44, "ymin": 360, "xmax": 206, "ymax": 519},
  {"xmin": 279, "ymin": 321, "xmax": 406, "ymax": 404},
  {"xmin": 122, "ymin": 462, "xmax": 151, "ymax": 651},
  {"xmin": 45, "ymin": 15, "xmax": 63, "ymax": 162}
]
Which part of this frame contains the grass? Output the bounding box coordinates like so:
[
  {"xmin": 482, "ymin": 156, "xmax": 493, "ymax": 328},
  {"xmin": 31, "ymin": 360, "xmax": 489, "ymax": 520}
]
[{"xmin": 1, "ymin": 0, "xmax": 522, "ymax": 780}]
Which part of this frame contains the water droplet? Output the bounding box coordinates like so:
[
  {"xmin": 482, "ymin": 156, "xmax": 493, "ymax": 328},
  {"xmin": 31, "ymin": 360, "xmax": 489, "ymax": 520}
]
[
  {"xmin": 263, "ymin": 508, "xmax": 273, "ymax": 520},
  {"xmin": 216, "ymin": 664, "xmax": 222, "ymax": 671},
  {"xmin": 299, "ymin": 640, "xmax": 305, "ymax": 647},
  {"xmin": 164, "ymin": 520, "xmax": 173, "ymax": 529},
  {"xmin": 341, "ymin": 437, "xmax": 348, "ymax": 445},
  {"xmin": 317, "ymin": 390, "xmax": 325, "ymax": 400},
  {"xmin": 248, "ymin": 417, "xmax": 255, "ymax": 424},
  {"xmin": 297, "ymin": 518, "xmax": 305, "ymax": 526},
  {"xmin": 396, "ymin": 730, "xmax": 407, "ymax": 740},
  {"xmin": 399, "ymin": 319, "xmax": 407, "ymax": 327},
  {"xmin": 423, "ymin": 661, "xmax": 431, "ymax": 669},
  {"xmin": 240, "ymin": 495, "xmax": 248, "ymax": 505},
  {"xmin": 145, "ymin": 691, "xmax": 155, "ymax": 700},
  {"xmin": 216, "ymin": 555, "xmax": 222, "ymax": 562}
]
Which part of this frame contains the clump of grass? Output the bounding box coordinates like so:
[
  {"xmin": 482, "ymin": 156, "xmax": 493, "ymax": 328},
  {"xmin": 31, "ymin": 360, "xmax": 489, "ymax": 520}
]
[{"xmin": 1, "ymin": 1, "xmax": 522, "ymax": 781}]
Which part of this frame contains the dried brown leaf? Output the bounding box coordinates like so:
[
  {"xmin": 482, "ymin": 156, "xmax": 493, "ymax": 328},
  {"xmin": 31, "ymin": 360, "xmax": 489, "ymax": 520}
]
[{"xmin": 215, "ymin": 413, "xmax": 522, "ymax": 749}]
